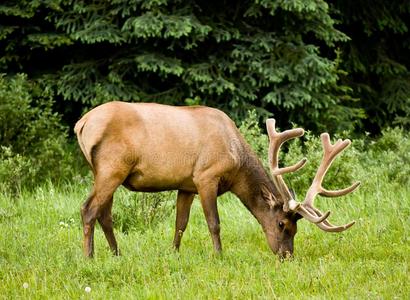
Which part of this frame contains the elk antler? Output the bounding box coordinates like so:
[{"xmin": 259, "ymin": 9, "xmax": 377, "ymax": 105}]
[
  {"xmin": 300, "ymin": 133, "xmax": 361, "ymax": 232},
  {"xmin": 266, "ymin": 119, "xmax": 306, "ymax": 177},
  {"xmin": 266, "ymin": 119, "xmax": 360, "ymax": 231},
  {"xmin": 266, "ymin": 119, "xmax": 329, "ymax": 223}
]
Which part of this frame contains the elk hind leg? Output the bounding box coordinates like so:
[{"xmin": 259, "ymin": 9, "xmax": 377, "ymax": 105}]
[
  {"xmin": 97, "ymin": 197, "xmax": 119, "ymax": 255},
  {"xmin": 81, "ymin": 173, "xmax": 125, "ymax": 258}
]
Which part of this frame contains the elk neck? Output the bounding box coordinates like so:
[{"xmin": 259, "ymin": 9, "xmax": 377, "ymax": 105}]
[{"xmin": 230, "ymin": 149, "xmax": 278, "ymax": 223}]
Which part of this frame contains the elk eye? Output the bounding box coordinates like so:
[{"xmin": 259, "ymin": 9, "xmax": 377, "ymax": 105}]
[{"xmin": 278, "ymin": 221, "xmax": 285, "ymax": 229}]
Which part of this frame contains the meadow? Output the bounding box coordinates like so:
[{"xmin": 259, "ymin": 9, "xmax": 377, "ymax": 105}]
[
  {"xmin": 0, "ymin": 171, "xmax": 408, "ymax": 299},
  {"xmin": 1, "ymin": 122, "xmax": 410, "ymax": 299}
]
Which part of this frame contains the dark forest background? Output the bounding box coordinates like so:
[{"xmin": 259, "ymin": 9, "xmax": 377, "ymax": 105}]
[{"xmin": 0, "ymin": 0, "xmax": 409, "ymax": 191}]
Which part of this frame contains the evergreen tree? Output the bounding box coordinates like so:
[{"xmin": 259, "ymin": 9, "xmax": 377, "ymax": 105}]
[
  {"xmin": 0, "ymin": 1, "xmax": 364, "ymax": 131},
  {"xmin": 332, "ymin": 0, "xmax": 410, "ymax": 132}
]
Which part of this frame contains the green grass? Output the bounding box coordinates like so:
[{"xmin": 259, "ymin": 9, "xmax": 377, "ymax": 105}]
[{"xmin": 0, "ymin": 178, "xmax": 409, "ymax": 299}]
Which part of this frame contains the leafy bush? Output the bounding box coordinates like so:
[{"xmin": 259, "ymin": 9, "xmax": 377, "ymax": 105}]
[
  {"xmin": 0, "ymin": 74, "xmax": 75, "ymax": 193},
  {"xmin": 238, "ymin": 110, "xmax": 268, "ymax": 161},
  {"xmin": 364, "ymin": 128, "xmax": 410, "ymax": 186},
  {"xmin": 113, "ymin": 188, "xmax": 175, "ymax": 234},
  {"xmin": 0, "ymin": 146, "xmax": 32, "ymax": 195}
]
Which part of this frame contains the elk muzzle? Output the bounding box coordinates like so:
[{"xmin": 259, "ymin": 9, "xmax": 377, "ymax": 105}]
[{"xmin": 264, "ymin": 230, "xmax": 294, "ymax": 259}]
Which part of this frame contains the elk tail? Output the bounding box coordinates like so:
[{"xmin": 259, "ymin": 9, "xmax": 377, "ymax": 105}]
[{"xmin": 74, "ymin": 115, "xmax": 93, "ymax": 167}]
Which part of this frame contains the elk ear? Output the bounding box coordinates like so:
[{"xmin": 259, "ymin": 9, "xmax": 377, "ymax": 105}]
[
  {"xmin": 261, "ymin": 184, "xmax": 278, "ymax": 208},
  {"xmin": 293, "ymin": 212, "xmax": 303, "ymax": 221}
]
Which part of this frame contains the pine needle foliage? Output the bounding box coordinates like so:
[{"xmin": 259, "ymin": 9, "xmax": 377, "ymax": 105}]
[
  {"xmin": 331, "ymin": 0, "xmax": 410, "ymax": 132},
  {"xmin": 0, "ymin": 0, "xmax": 364, "ymax": 132}
]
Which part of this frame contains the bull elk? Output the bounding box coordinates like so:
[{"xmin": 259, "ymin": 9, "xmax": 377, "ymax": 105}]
[{"xmin": 75, "ymin": 101, "xmax": 360, "ymax": 258}]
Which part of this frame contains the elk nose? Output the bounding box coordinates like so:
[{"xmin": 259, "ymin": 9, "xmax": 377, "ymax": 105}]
[{"xmin": 278, "ymin": 250, "xmax": 293, "ymax": 261}]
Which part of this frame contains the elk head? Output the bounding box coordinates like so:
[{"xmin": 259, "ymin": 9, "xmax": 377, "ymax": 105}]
[{"xmin": 263, "ymin": 119, "xmax": 360, "ymax": 258}]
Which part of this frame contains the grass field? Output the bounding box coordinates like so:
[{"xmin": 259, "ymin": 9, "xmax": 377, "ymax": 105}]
[{"xmin": 0, "ymin": 175, "xmax": 409, "ymax": 299}]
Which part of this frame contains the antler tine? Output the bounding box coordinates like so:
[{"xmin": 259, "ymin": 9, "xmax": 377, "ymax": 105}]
[
  {"xmin": 266, "ymin": 119, "xmax": 309, "ymax": 212},
  {"xmin": 297, "ymin": 132, "xmax": 360, "ymax": 229},
  {"xmin": 306, "ymin": 206, "xmax": 356, "ymax": 232},
  {"xmin": 316, "ymin": 220, "xmax": 356, "ymax": 232},
  {"xmin": 266, "ymin": 119, "xmax": 307, "ymax": 176},
  {"xmin": 296, "ymin": 203, "xmax": 331, "ymax": 224},
  {"xmin": 321, "ymin": 182, "xmax": 361, "ymax": 197},
  {"xmin": 303, "ymin": 133, "xmax": 360, "ymax": 208}
]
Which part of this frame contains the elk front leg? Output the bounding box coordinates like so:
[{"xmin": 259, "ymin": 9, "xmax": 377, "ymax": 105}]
[
  {"xmin": 173, "ymin": 191, "xmax": 195, "ymax": 250},
  {"xmin": 197, "ymin": 182, "xmax": 222, "ymax": 253}
]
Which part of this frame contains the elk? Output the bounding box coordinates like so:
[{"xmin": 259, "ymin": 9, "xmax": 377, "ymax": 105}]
[{"xmin": 75, "ymin": 101, "xmax": 360, "ymax": 258}]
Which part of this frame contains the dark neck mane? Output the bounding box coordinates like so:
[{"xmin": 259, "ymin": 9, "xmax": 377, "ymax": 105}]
[{"xmin": 231, "ymin": 148, "xmax": 276, "ymax": 210}]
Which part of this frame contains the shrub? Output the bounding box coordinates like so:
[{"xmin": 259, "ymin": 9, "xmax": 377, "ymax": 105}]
[
  {"xmin": 364, "ymin": 128, "xmax": 410, "ymax": 186},
  {"xmin": 113, "ymin": 188, "xmax": 175, "ymax": 233},
  {"xmin": 0, "ymin": 74, "xmax": 75, "ymax": 193},
  {"xmin": 0, "ymin": 146, "xmax": 32, "ymax": 195},
  {"xmin": 238, "ymin": 110, "xmax": 269, "ymax": 166}
]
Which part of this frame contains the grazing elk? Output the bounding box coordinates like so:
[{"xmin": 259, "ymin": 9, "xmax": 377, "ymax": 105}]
[{"xmin": 75, "ymin": 101, "xmax": 360, "ymax": 258}]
